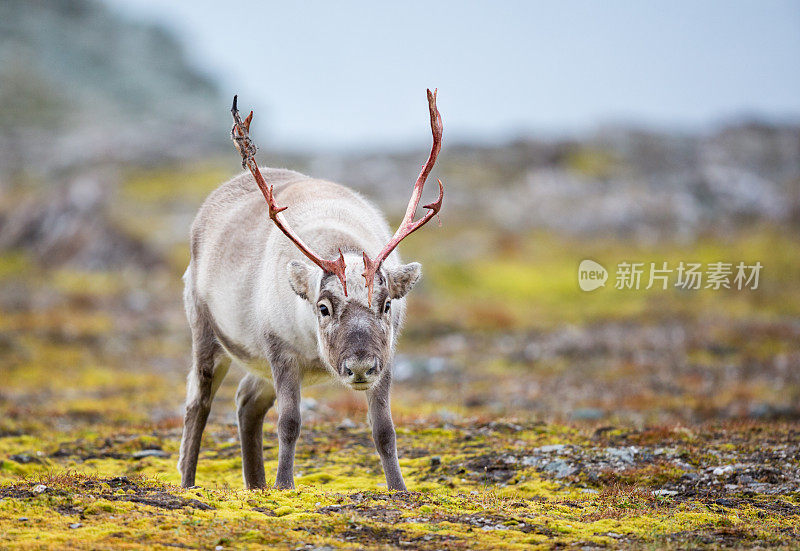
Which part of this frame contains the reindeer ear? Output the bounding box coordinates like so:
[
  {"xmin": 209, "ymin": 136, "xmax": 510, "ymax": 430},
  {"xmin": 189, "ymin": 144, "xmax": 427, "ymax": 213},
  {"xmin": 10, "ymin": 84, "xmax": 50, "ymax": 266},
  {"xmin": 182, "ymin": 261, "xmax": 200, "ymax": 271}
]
[
  {"xmin": 287, "ymin": 261, "xmax": 315, "ymax": 301},
  {"xmin": 385, "ymin": 262, "xmax": 422, "ymax": 299}
]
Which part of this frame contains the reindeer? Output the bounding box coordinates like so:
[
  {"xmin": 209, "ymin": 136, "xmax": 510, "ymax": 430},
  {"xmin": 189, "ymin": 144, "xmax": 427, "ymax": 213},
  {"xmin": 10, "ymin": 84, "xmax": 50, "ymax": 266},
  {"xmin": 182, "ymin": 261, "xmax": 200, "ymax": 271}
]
[{"xmin": 177, "ymin": 90, "xmax": 443, "ymax": 491}]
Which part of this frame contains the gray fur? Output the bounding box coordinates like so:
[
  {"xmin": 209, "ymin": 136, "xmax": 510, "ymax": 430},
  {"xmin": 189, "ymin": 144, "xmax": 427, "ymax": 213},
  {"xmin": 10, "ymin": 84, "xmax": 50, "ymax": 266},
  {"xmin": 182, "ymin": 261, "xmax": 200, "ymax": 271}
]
[
  {"xmin": 178, "ymin": 168, "xmax": 421, "ymax": 491},
  {"xmin": 386, "ymin": 262, "xmax": 422, "ymax": 299}
]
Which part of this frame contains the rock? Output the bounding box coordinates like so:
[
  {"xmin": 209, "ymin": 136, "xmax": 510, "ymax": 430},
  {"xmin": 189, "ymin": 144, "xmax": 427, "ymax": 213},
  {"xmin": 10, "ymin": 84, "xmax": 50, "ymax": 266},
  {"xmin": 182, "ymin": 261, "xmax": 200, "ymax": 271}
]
[
  {"xmin": 653, "ymin": 489, "xmax": 678, "ymax": 496},
  {"xmin": 337, "ymin": 418, "xmax": 356, "ymax": 430},
  {"xmin": 536, "ymin": 444, "xmax": 566, "ymax": 453},
  {"xmin": 436, "ymin": 408, "xmax": 459, "ymax": 423},
  {"xmin": 392, "ymin": 355, "xmax": 448, "ymax": 381},
  {"xmin": 132, "ymin": 449, "xmax": 169, "ymax": 459},
  {"xmin": 32, "ymin": 484, "xmax": 47, "ymax": 494},
  {"xmin": 300, "ymin": 397, "xmax": 318, "ymax": 412},
  {"xmin": 69, "ymin": 523, "xmax": 82, "ymax": 529},
  {"xmin": 605, "ymin": 446, "xmax": 638, "ymax": 464},
  {"xmin": 430, "ymin": 456, "xmax": 441, "ymax": 468},
  {"xmin": 570, "ymin": 408, "xmax": 603, "ymax": 420},
  {"xmin": 713, "ymin": 465, "xmax": 734, "ymax": 476},
  {"xmin": 543, "ymin": 460, "xmax": 576, "ymax": 479},
  {"xmin": 9, "ymin": 454, "xmax": 42, "ymax": 465}
]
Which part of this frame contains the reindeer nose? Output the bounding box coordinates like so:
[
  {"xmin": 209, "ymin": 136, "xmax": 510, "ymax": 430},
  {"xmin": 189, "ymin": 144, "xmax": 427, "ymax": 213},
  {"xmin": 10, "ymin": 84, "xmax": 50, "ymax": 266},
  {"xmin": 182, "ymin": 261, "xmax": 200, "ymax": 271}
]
[{"xmin": 343, "ymin": 357, "xmax": 379, "ymax": 382}]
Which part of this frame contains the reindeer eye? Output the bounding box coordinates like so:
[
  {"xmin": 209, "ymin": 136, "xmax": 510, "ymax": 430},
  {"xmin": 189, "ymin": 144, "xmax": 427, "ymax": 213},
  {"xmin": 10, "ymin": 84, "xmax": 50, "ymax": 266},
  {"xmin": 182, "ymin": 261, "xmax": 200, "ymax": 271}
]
[
  {"xmin": 318, "ymin": 303, "xmax": 330, "ymax": 316},
  {"xmin": 383, "ymin": 300, "xmax": 391, "ymax": 313}
]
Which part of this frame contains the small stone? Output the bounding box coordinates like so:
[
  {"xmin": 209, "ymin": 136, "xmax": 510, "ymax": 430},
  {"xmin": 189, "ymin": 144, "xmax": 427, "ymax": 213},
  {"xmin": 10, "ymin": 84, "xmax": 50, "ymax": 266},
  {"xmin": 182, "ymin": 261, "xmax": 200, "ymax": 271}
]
[
  {"xmin": 300, "ymin": 397, "xmax": 318, "ymax": 412},
  {"xmin": 69, "ymin": 523, "xmax": 82, "ymax": 529},
  {"xmin": 605, "ymin": 446, "xmax": 637, "ymax": 464},
  {"xmin": 337, "ymin": 418, "xmax": 356, "ymax": 430},
  {"xmin": 570, "ymin": 408, "xmax": 603, "ymax": 420},
  {"xmin": 713, "ymin": 465, "xmax": 733, "ymax": 476},
  {"xmin": 429, "ymin": 456, "xmax": 441, "ymax": 467},
  {"xmin": 536, "ymin": 444, "xmax": 566, "ymax": 453},
  {"xmin": 18, "ymin": 517, "xmax": 28, "ymax": 522},
  {"xmin": 215, "ymin": 546, "xmax": 223, "ymax": 551},
  {"xmin": 32, "ymin": 484, "xmax": 47, "ymax": 494},
  {"xmin": 653, "ymin": 489, "xmax": 678, "ymax": 496},
  {"xmin": 543, "ymin": 460, "xmax": 576, "ymax": 479},
  {"xmin": 10, "ymin": 454, "xmax": 39, "ymax": 465},
  {"xmin": 132, "ymin": 449, "xmax": 169, "ymax": 459},
  {"xmin": 436, "ymin": 408, "xmax": 459, "ymax": 423}
]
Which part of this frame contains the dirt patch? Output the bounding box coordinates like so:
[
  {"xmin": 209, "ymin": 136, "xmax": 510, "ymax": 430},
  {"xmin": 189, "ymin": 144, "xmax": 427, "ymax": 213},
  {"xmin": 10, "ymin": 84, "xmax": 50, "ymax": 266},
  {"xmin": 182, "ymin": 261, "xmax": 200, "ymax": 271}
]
[
  {"xmin": 0, "ymin": 476, "xmax": 213, "ymax": 513},
  {"xmin": 338, "ymin": 524, "xmax": 459, "ymax": 549}
]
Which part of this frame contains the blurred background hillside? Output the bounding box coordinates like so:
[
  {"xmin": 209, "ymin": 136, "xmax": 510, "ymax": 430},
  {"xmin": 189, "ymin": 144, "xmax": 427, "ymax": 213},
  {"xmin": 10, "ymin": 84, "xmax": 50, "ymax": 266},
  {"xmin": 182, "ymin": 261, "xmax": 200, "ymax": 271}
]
[{"xmin": 1, "ymin": 0, "xmax": 799, "ymax": 431}]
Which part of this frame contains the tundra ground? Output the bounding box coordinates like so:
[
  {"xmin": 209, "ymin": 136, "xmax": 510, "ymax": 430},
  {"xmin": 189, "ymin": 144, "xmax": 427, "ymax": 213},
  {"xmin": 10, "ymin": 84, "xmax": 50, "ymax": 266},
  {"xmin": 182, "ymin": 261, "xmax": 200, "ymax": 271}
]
[{"xmin": 1, "ymin": 168, "xmax": 798, "ymax": 549}]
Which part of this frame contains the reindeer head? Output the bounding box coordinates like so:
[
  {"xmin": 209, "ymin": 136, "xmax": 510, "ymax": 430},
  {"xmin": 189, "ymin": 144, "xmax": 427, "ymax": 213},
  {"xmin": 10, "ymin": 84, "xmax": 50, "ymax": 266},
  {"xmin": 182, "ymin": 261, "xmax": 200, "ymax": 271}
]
[
  {"xmin": 287, "ymin": 255, "xmax": 421, "ymax": 389},
  {"xmin": 231, "ymin": 90, "xmax": 443, "ymax": 391}
]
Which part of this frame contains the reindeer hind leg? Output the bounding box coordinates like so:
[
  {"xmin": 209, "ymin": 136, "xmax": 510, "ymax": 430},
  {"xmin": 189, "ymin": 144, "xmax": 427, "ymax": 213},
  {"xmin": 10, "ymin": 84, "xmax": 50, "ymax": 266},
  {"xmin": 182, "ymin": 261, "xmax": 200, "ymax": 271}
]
[{"xmin": 178, "ymin": 303, "xmax": 230, "ymax": 488}]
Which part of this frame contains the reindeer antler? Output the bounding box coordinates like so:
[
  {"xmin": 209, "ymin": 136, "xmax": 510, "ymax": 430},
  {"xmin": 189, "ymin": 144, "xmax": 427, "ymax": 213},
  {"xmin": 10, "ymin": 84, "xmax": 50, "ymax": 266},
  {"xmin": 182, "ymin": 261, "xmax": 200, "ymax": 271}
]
[
  {"xmin": 231, "ymin": 95, "xmax": 348, "ymax": 295},
  {"xmin": 362, "ymin": 89, "xmax": 444, "ymax": 306}
]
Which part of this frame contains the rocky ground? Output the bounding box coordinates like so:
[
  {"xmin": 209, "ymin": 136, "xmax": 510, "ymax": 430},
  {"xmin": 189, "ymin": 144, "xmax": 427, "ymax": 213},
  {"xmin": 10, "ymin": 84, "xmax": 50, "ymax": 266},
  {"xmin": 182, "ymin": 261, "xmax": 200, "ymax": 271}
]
[
  {"xmin": 0, "ymin": 165, "xmax": 799, "ymax": 548},
  {"xmin": 1, "ymin": 418, "xmax": 798, "ymax": 549}
]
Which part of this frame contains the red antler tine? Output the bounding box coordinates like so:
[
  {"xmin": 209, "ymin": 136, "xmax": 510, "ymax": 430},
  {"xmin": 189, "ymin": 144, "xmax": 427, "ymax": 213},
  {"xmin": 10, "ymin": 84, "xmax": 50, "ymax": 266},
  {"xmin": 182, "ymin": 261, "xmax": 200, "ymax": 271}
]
[
  {"xmin": 230, "ymin": 95, "xmax": 348, "ymax": 295},
  {"xmin": 361, "ymin": 89, "xmax": 444, "ymax": 306}
]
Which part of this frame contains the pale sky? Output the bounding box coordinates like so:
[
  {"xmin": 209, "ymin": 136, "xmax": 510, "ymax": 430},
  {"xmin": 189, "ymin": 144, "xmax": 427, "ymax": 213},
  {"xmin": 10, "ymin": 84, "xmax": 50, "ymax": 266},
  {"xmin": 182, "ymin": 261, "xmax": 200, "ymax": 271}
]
[{"xmin": 104, "ymin": 0, "xmax": 800, "ymax": 151}]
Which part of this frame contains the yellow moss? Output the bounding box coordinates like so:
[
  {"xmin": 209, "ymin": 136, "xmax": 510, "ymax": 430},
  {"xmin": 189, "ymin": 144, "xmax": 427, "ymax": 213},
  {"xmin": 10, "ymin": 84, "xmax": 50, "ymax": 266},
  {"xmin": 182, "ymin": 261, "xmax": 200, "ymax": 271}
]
[
  {"xmin": 120, "ymin": 163, "xmax": 231, "ymax": 205},
  {"xmin": 49, "ymin": 269, "xmax": 124, "ymax": 297},
  {"xmin": 273, "ymin": 505, "xmax": 295, "ymax": 516},
  {"xmin": 297, "ymin": 472, "xmax": 334, "ymax": 485}
]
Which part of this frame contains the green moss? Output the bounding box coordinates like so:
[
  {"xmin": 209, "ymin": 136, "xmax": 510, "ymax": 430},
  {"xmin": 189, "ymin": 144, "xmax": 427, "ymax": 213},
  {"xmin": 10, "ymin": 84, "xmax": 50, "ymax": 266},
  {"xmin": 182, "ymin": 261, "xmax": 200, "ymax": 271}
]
[{"xmin": 0, "ymin": 251, "xmax": 32, "ymax": 279}]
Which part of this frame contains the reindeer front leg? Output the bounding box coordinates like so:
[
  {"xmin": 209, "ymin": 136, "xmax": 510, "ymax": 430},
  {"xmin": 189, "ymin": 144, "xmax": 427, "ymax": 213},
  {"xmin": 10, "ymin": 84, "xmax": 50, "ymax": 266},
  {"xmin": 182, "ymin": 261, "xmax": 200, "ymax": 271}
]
[
  {"xmin": 272, "ymin": 361, "xmax": 301, "ymax": 490},
  {"xmin": 367, "ymin": 376, "xmax": 406, "ymax": 491}
]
